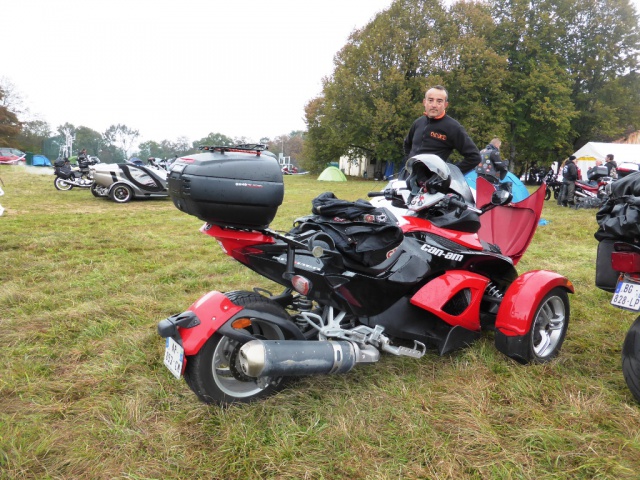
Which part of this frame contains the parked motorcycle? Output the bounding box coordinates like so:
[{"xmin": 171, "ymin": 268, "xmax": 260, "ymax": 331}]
[
  {"xmin": 543, "ymin": 169, "xmax": 563, "ymax": 201},
  {"xmin": 595, "ymin": 172, "xmax": 640, "ymax": 402},
  {"xmin": 157, "ymin": 148, "xmax": 573, "ymax": 405},
  {"xmin": 53, "ymin": 156, "xmax": 100, "ymax": 191},
  {"xmin": 91, "ymin": 162, "xmax": 168, "ymax": 203}
]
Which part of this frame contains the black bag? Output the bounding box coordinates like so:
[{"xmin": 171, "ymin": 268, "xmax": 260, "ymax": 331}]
[
  {"xmin": 292, "ymin": 193, "xmax": 403, "ymax": 267},
  {"xmin": 595, "ymin": 239, "xmax": 619, "ymax": 292},
  {"xmin": 595, "ymin": 171, "xmax": 640, "ymax": 242}
]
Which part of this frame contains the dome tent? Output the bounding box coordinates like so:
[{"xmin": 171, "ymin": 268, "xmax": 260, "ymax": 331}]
[{"xmin": 318, "ymin": 166, "xmax": 347, "ymax": 182}]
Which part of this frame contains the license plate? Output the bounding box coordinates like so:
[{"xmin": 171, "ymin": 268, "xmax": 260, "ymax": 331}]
[
  {"xmin": 611, "ymin": 279, "xmax": 640, "ymax": 311},
  {"xmin": 163, "ymin": 337, "xmax": 184, "ymax": 379}
]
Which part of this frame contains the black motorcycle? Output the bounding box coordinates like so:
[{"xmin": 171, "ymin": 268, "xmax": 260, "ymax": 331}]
[
  {"xmin": 53, "ymin": 156, "xmax": 100, "ymax": 191},
  {"xmin": 543, "ymin": 168, "xmax": 562, "ymax": 201}
]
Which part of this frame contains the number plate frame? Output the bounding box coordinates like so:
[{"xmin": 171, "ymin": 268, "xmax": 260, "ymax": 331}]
[
  {"xmin": 611, "ymin": 277, "xmax": 640, "ymax": 311},
  {"xmin": 163, "ymin": 337, "xmax": 184, "ymax": 379}
]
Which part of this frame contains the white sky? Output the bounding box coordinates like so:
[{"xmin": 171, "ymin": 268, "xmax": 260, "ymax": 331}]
[
  {"xmin": 5, "ymin": 0, "xmax": 640, "ymax": 146},
  {"xmin": 5, "ymin": 0, "xmax": 394, "ymax": 144}
]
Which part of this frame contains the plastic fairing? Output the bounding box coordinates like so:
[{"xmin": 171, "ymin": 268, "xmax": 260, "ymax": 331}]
[{"xmin": 476, "ymin": 176, "xmax": 545, "ymax": 265}]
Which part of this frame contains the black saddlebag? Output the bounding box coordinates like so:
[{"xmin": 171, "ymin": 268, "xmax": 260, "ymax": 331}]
[
  {"xmin": 594, "ymin": 172, "xmax": 640, "ymax": 291},
  {"xmin": 291, "ymin": 192, "xmax": 403, "ymax": 267},
  {"xmin": 168, "ymin": 149, "xmax": 284, "ymax": 229},
  {"xmin": 595, "ymin": 239, "xmax": 619, "ymax": 292}
]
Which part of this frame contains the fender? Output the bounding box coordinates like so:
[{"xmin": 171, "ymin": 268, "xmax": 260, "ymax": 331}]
[
  {"xmin": 164, "ymin": 290, "xmax": 306, "ymax": 357},
  {"xmin": 180, "ymin": 291, "xmax": 243, "ymax": 355},
  {"xmin": 410, "ymin": 270, "xmax": 489, "ymax": 331},
  {"xmin": 496, "ymin": 270, "xmax": 574, "ymax": 336}
]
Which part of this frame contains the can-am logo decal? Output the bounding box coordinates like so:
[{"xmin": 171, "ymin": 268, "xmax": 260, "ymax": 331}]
[
  {"xmin": 420, "ymin": 244, "xmax": 463, "ymax": 262},
  {"xmin": 235, "ymin": 182, "xmax": 263, "ymax": 188}
]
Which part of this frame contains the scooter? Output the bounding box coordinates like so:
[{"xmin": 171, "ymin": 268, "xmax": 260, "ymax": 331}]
[{"xmin": 157, "ymin": 149, "xmax": 573, "ymax": 405}]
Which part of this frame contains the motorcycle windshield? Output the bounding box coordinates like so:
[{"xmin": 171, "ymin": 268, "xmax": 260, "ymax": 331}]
[{"xmin": 476, "ymin": 176, "xmax": 545, "ymax": 265}]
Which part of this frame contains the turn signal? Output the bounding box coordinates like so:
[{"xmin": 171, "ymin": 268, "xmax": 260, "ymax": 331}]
[
  {"xmin": 291, "ymin": 275, "xmax": 311, "ymax": 295},
  {"xmin": 231, "ymin": 318, "xmax": 252, "ymax": 329}
]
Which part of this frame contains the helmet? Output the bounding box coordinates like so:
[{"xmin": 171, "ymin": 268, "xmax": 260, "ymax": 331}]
[{"xmin": 405, "ymin": 154, "xmax": 451, "ymax": 210}]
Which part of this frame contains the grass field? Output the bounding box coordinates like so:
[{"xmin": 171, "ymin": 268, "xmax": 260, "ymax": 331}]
[{"xmin": 1, "ymin": 165, "xmax": 639, "ymax": 479}]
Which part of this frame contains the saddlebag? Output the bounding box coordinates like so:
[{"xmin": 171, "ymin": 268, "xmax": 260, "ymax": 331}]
[
  {"xmin": 168, "ymin": 147, "xmax": 284, "ymax": 229},
  {"xmin": 594, "ymin": 172, "xmax": 640, "ymax": 291},
  {"xmin": 291, "ymin": 193, "xmax": 403, "ymax": 267}
]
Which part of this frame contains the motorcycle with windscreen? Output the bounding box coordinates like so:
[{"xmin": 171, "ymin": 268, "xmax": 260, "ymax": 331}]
[{"xmin": 157, "ymin": 145, "xmax": 573, "ymax": 405}]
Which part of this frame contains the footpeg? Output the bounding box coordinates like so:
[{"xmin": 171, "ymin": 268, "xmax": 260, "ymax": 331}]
[{"xmin": 383, "ymin": 340, "xmax": 426, "ymax": 358}]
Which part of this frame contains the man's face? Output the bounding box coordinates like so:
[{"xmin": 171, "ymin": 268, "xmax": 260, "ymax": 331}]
[{"xmin": 423, "ymin": 89, "xmax": 448, "ymax": 118}]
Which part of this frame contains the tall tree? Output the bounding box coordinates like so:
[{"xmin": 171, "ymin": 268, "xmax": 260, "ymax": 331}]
[
  {"xmin": 103, "ymin": 124, "xmax": 140, "ymax": 160},
  {"xmin": 14, "ymin": 120, "xmax": 51, "ymax": 153},
  {"xmin": 0, "ymin": 87, "xmax": 22, "ymax": 147}
]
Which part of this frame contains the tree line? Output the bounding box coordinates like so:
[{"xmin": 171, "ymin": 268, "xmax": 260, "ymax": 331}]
[
  {"xmin": 0, "ymin": 79, "xmax": 305, "ymax": 164},
  {"xmin": 302, "ymin": 0, "xmax": 640, "ymax": 176}
]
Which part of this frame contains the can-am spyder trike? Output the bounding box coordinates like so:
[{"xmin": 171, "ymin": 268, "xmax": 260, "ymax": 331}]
[{"xmin": 158, "ymin": 148, "xmax": 574, "ymax": 405}]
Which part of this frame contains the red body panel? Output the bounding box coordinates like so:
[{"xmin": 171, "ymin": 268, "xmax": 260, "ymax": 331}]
[
  {"xmin": 496, "ymin": 270, "xmax": 574, "ymax": 336},
  {"xmin": 476, "ymin": 177, "xmax": 545, "ymax": 265},
  {"xmin": 180, "ymin": 291, "xmax": 242, "ymax": 355},
  {"xmin": 410, "ymin": 270, "xmax": 490, "ymax": 331},
  {"xmin": 400, "ymin": 217, "xmax": 484, "ymax": 251}
]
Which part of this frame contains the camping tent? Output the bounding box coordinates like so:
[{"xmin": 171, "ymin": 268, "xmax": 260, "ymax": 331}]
[
  {"xmin": 464, "ymin": 171, "xmax": 530, "ymax": 203},
  {"xmin": 571, "ymin": 142, "xmax": 640, "ymax": 179},
  {"xmin": 32, "ymin": 154, "xmax": 52, "ymax": 167},
  {"xmin": 318, "ymin": 166, "xmax": 347, "ymax": 181}
]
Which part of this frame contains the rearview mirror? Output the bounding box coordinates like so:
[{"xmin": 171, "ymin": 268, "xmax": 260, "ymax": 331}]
[{"xmin": 491, "ymin": 189, "xmax": 513, "ymax": 206}]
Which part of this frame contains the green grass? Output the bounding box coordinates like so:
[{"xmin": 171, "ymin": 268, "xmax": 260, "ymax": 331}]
[{"xmin": 1, "ymin": 166, "xmax": 639, "ymax": 479}]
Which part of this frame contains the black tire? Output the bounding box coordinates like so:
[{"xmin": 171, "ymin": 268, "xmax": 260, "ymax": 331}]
[
  {"xmin": 553, "ymin": 188, "xmax": 559, "ymax": 200},
  {"xmin": 497, "ymin": 287, "xmax": 569, "ymax": 364},
  {"xmin": 622, "ymin": 316, "xmax": 640, "ymax": 403},
  {"xmin": 183, "ymin": 291, "xmax": 292, "ymax": 404},
  {"xmin": 54, "ymin": 177, "xmax": 73, "ymax": 191},
  {"xmin": 544, "ymin": 187, "xmax": 551, "ymax": 201},
  {"xmin": 90, "ymin": 182, "xmax": 108, "ymax": 197},
  {"xmin": 109, "ymin": 183, "xmax": 133, "ymax": 203}
]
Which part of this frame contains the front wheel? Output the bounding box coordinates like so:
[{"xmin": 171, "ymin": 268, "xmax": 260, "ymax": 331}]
[
  {"xmin": 544, "ymin": 187, "xmax": 551, "ymax": 201},
  {"xmin": 183, "ymin": 291, "xmax": 292, "ymax": 404},
  {"xmin": 497, "ymin": 287, "xmax": 569, "ymax": 364},
  {"xmin": 54, "ymin": 177, "xmax": 73, "ymax": 191},
  {"xmin": 109, "ymin": 183, "xmax": 133, "ymax": 203},
  {"xmin": 622, "ymin": 317, "xmax": 640, "ymax": 403}
]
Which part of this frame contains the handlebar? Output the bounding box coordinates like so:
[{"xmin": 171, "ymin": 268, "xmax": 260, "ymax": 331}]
[{"xmin": 367, "ymin": 191, "xmax": 385, "ymax": 197}]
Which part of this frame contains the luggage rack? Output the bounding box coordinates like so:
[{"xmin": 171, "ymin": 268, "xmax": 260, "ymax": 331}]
[{"xmin": 199, "ymin": 144, "xmax": 269, "ymax": 156}]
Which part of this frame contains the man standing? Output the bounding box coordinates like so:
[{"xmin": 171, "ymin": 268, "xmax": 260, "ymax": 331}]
[
  {"xmin": 560, "ymin": 155, "xmax": 578, "ymax": 207},
  {"xmin": 605, "ymin": 154, "xmax": 617, "ymax": 179},
  {"xmin": 403, "ymin": 85, "xmax": 481, "ymax": 175},
  {"xmin": 476, "ymin": 138, "xmax": 510, "ymax": 183}
]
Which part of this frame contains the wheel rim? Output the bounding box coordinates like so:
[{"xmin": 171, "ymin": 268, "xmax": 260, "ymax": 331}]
[
  {"xmin": 113, "ymin": 186, "xmax": 131, "ymax": 201},
  {"xmin": 211, "ymin": 336, "xmax": 266, "ymax": 398},
  {"xmin": 532, "ymin": 295, "xmax": 566, "ymax": 358},
  {"xmin": 55, "ymin": 178, "xmax": 72, "ymax": 190},
  {"xmin": 210, "ymin": 321, "xmax": 285, "ymax": 398}
]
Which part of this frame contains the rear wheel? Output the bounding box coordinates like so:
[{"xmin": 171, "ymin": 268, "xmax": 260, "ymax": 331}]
[
  {"xmin": 184, "ymin": 291, "xmax": 292, "ymax": 404},
  {"xmin": 109, "ymin": 183, "xmax": 133, "ymax": 203},
  {"xmin": 90, "ymin": 182, "xmax": 108, "ymax": 197},
  {"xmin": 622, "ymin": 316, "xmax": 640, "ymax": 403},
  {"xmin": 54, "ymin": 177, "xmax": 73, "ymax": 191}
]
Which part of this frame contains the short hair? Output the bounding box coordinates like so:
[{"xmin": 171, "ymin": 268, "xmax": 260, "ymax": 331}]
[
  {"xmin": 490, "ymin": 138, "xmax": 501, "ymax": 147},
  {"xmin": 426, "ymin": 85, "xmax": 448, "ymax": 102},
  {"xmin": 606, "ymin": 154, "xmax": 614, "ymax": 161}
]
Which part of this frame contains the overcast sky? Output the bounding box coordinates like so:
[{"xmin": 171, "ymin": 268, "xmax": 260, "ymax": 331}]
[
  {"xmin": 5, "ymin": 1, "xmax": 640, "ymax": 147},
  {"xmin": 5, "ymin": 0, "xmax": 394, "ymax": 144}
]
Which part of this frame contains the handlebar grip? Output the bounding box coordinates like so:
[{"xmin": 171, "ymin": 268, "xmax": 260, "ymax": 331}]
[{"xmin": 367, "ymin": 192, "xmax": 385, "ymax": 197}]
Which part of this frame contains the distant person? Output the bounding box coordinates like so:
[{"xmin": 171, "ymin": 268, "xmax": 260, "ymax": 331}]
[
  {"xmin": 559, "ymin": 155, "xmax": 578, "ymax": 207},
  {"xmin": 476, "ymin": 138, "xmax": 510, "ymax": 190},
  {"xmin": 605, "ymin": 154, "xmax": 617, "ymax": 179},
  {"xmin": 403, "ymin": 85, "xmax": 481, "ymax": 176},
  {"xmin": 587, "ymin": 159, "xmax": 604, "ymax": 185}
]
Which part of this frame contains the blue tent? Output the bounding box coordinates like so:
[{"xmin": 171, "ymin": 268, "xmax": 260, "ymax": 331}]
[
  {"xmin": 464, "ymin": 170, "xmax": 530, "ymax": 203},
  {"xmin": 33, "ymin": 154, "xmax": 52, "ymax": 166}
]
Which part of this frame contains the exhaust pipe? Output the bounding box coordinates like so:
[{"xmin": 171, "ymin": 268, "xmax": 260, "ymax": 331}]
[{"xmin": 239, "ymin": 339, "xmax": 366, "ymax": 377}]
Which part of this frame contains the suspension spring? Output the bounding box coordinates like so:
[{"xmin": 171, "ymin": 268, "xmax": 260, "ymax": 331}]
[{"xmin": 485, "ymin": 282, "xmax": 503, "ymax": 299}]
